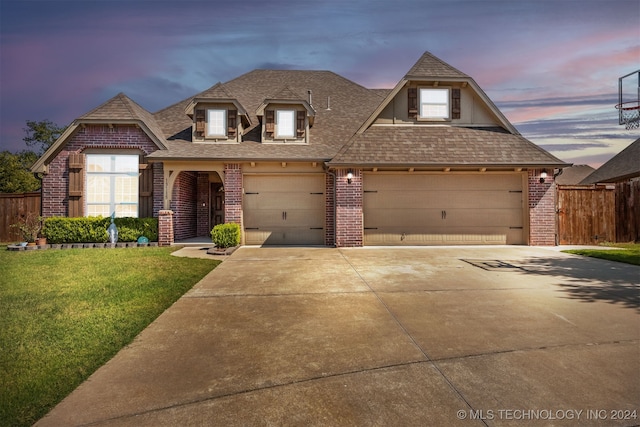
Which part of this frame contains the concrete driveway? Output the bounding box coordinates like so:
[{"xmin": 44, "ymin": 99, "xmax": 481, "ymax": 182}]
[{"xmin": 37, "ymin": 246, "xmax": 639, "ymax": 426}]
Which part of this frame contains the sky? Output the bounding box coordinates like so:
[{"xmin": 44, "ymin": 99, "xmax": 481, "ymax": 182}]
[{"xmin": 1, "ymin": 0, "xmax": 638, "ymax": 168}]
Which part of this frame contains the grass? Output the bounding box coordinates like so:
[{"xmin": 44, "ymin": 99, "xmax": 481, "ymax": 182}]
[
  {"xmin": 0, "ymin": 246, "xmax": 220, "ymax": 427},
  {"xmin": 562, "ymin": 242, "xmax": 640, "ymax": 266}
]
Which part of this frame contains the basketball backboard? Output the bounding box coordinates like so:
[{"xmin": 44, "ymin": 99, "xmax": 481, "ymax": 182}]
[{"xmin": 617, "ymin": 69, "xmax": 640, "ymax": 129}]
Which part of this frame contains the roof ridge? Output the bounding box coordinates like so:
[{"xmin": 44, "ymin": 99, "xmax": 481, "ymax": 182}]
[{"xmin": 405, "ymin": 51, "xmax": 470, "ymax": 79}]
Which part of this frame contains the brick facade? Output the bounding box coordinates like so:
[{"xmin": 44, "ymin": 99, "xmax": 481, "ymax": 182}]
[
  {"xmin": 224, "ymin": 164, "xmax": 243, "ymax": 226},
  {"xmin": 171, "ymin": 171, "xmax": 197, "ymax": 241},
  {"xmin": 528, "ymin": 169, "xmax": 556, "ymax": 245},
  {"xmin": 334, "ymin": 168, "xmax": 363, "ymax": 247},
  {"xmin": 325, "ymin": 172, "xmax": 336, "ymax": 246},
  {"xmin": 41, "ymin": 125, "xmax": 161, "ymax": 218}
]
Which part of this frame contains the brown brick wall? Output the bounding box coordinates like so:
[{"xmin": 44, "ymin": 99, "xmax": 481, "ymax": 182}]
[
  {"xmin": 325, "ymin": 172, "xmax": 336, "ymax": 246},
  {"xmin": 224, "ymin": 164, "xmax": 243, "ymax": 227},
  {"xmin": 171, "ymin": 171, "xmax": 197, "ymax": 241},
  {"xmin": 528, "ymin": 169, "xmax": 556, "ymax": 245},
  {"xmin": 335, "ymin": 168, "xmax": 363, "ymax": 247}
]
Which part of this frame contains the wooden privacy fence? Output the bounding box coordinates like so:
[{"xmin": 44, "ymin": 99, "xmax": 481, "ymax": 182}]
[
  {"xmin": 557, "ymin": 185, "xmax": 615, "ymax": 245},
  {"xmin": 0, "ymin": 192, "xmax": 41, "ymax": 242}
]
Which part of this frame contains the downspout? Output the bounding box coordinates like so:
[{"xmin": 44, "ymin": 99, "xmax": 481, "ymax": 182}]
[{"xmin": 34, "ymin": 172, "xmax": 44, "ymax": 217}]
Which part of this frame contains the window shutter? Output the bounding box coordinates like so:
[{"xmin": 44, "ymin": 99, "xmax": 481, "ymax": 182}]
[
  {"xmin": 227, "ymin": 109, "xmax": 237, "ymax": 138},
  {"xmin": 195, "ymin": 109, "xmax": 205, "ymax": 135},
  {"xmin": 139, "ymin": 159, "xmax": 153, "ymax": 217},
  {"xmin": 265, "ymin": 110, "xmax": 274, "ymax": 136},
  {"xmin": 68, "ymin": 153, "xmax": 84, "ymax": 217},
  {"xmin": 452, "ymin": 88, "xmax": 461, "ymax": 119},
  {"xmin": 407, "ymin": 88, "xmax": 418, "ymax": 119},
  {"xmin": 296, "ymin": 110, "xmax": 306, "ymax": 137}
]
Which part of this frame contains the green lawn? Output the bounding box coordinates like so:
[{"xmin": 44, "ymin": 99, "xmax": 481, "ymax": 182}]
[
  {"xmin": 562, "ymin": 243, "xmax": 640, "ymax": 266},
  {"xmin": 0, "ymin": 246, "xmax": 220, "ymax": 427}
]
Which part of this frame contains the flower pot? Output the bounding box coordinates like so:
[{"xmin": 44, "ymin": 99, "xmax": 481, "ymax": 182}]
[{"xmin": 36, "ymin": 237, "xmax": 47, "ymax": 246}]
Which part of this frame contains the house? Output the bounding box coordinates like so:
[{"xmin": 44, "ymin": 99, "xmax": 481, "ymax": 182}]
[{"xmin": 32, "ymin": 51, "xmax": 568, "ymax": 247}]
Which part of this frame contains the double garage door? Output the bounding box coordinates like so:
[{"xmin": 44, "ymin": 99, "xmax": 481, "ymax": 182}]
[
  {"xmin": 244, "ymin": 175, "xmax": 325, "ymax": 245},
  {"xmin": 364, "ymin": 173, "xmax": 525, "ymax": 245}
]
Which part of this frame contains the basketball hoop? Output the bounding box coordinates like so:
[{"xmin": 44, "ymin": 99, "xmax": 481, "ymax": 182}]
[{"xmin": 616, "ymin": 101, "xmax": 640, "ymax": 130}]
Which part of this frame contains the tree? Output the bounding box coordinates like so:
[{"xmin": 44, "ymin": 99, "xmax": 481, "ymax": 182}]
[
  {"xmin": 0, "ymin": 150, "xmax": 40, "ymax": 193},
  {"xmin": 23, "ymin": 119, "xmax": 66, "ymax": 156}
]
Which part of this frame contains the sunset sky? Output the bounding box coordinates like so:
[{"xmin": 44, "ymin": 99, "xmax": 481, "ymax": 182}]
[{"xmin": 1, "ymin": 0, "xmax": 638, "ymax": 167}]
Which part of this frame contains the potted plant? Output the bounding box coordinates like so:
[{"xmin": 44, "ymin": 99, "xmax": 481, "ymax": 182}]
[{"xmin": 11, "ymin": 212, "xmax": 42, "ymax": 246}]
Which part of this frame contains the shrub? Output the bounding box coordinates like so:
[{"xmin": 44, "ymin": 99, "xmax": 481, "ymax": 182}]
[
  {"xmin": 211, "ymin": 223, "xmax": 241, "ymax": 248},
  {"xmin": 43, "ymin": 217, "xmax": 158, "ymax": 243}
]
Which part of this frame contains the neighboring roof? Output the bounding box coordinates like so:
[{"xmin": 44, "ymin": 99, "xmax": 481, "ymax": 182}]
[
  {"xmin": 329, "ymin": 125, "xmax": 568, "ymax": 168},
  {"xmin": 31, "ymin": 93, "xmax": 167, "ymax": 173},
  {"xmin": 555, "ymin": 165, "xmax": 596, "ymax": 185},
  {"xmin": 580, "ymin": 138, "xmax": 640, "ymax": 184}
]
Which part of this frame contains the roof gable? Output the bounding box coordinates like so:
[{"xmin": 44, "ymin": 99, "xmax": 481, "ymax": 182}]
[
  {"xmin": 355, "ymin": 51, "xmax": 518, "ymax": 135},
  {"xmin": 31, "ymin": 93, "xmax": 167, "ymax": 173}
]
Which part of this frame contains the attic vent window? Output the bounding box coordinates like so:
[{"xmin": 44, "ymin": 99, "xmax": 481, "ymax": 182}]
[{"xmin": 419, "ymin": 88, "xmax": 450, "ymax": 119}]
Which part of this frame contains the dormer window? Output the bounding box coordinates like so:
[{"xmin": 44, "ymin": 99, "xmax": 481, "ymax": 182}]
[
  {"xmin": 276, "ymin": 110, "xmax": 295, "ymax": 138},
  {"xmin": 420, "ymin": 88, "xmax": 449, "ymax": 119},
  {"xmin": 207, "ymin": 109, "xmax": 227, "ymax": 137}
]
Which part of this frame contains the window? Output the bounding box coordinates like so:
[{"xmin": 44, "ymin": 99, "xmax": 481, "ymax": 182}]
[
  {"xmin": 276, "ymin": 110, "xmax": 295, "ymax": 138},
  {"xmin": 420, "ymin": 88, "xmax": 450, "ymax": 119},
  {"xmin": 207, "ymin": 109, "xmax": 226, "ymax": 137},
  {"xmin": 86, "ymin": 154, "xmax": 138, "ymax": 217}
]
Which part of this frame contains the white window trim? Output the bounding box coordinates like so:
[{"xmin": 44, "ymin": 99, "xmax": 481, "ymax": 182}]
[
  {"xmin": 276, "ymin": 109, "xmax": 295, "ymax": 138},
  {"xmin": 207, "ymin": 108, "xmax": 227, "ymax": 137},
  {"xmin": 419, "ymin": 88, "xmax": 450, "ymax": 120}
]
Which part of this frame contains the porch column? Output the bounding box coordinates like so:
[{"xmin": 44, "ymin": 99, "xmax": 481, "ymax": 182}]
[{"xmin": 158, "ymin": 209, "xmax": 174, "ymax": 246}]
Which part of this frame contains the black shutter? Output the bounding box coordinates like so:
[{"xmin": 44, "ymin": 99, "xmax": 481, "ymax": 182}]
[
  {"xmin": 452, "ymin": 88, "xmax": 461, "ymax": 119},
  {"xmin": 408, "ymin": 88, "xmax": 418, "ymax": 119}
]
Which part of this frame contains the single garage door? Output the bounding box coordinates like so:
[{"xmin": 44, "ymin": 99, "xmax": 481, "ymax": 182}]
[
  {"xmin": 244, "ymin": 174, "xmax": 325, "ymax": 245},
  {"xmin": 364, "ymin": 173, "xmax": 525, "ymax": 245}
]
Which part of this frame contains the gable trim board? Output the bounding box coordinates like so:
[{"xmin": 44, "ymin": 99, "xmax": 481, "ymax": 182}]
[{"xmin": 32, "ymin": 51, "xmax": 568, "ymax": 247}]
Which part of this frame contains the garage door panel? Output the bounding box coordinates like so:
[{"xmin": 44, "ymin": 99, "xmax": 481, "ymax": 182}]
[
  {"xmin": 243, "ymin": 175, "xmax": 325, "ymax": 246},
  {"xmin": 365, "ymin": 174, "xmax": 521, "ymax": 191},
  {"xmin": 364, "ymin": 173, "xmax": 525, "ymax": 246},
  {"xmin": 245, "ymin": 193, "xmax": 324, "ymax": 210}
]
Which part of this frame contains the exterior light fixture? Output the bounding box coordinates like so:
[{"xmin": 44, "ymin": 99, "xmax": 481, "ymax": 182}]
[
  {"xmin": 539, "ymin": 169, "xmax": 548, "ymax": 183},
  {"xmin": 346, "ymin": 170, "xmax": 354, "ymax": 184}
]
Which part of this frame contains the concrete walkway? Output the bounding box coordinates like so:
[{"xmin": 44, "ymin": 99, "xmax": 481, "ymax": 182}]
[{"xmin": 37, "ymin": 246, "xmax": 639, "ymax": 426}]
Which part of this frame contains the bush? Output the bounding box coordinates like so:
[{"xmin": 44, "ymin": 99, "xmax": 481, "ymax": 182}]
[
  {"xmin": 211, "ymin": 223, "xmax": 241, "ymax": 248},
  {"xmin": 43, "ymin": 217, "xmax": 158, "ymax": 243}
]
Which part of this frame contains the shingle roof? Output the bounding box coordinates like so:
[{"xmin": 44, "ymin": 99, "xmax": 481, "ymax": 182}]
[
  {"xmin": 555, "ymin": 165, "xmax": 596, "ymax": 185},
  {"xmin": 329, "ymin": 125, "xmax": 568, "ymax": 167},
  {"xmin": 580, "ymin": 138, "xmax": 640, "ymax": 184},
  {"xmin": 405, "ymin": 51, "xmax": 470, "ymax": 79},
  {"xmin": 149, "ymin": 70, "xmax": 385, "ymax": 160}
]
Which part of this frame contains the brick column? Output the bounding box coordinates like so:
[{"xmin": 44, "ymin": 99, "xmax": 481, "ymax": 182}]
[
  {"xmin": 335, "ymin": 168, "xmax": 363, "ymax": 247},
  {"xmin": 224, "ymin": 164, "xmax": 243, "ymax": 225},
  {"xmin": 158, "ymin": 210, "xmax": 174, "ymax": 246},
  {"xmin": 325, "ymin": 172, "xmax": 336, "ymax": 246},
  {"xmin": 529, "ymin": 169, "xmax": 556, "ymax": 245}
]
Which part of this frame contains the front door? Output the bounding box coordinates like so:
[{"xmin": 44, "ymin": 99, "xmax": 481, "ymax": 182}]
[{"xmin": 211, "ymin": 183, "xmax": 225, "ymax": 227}]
